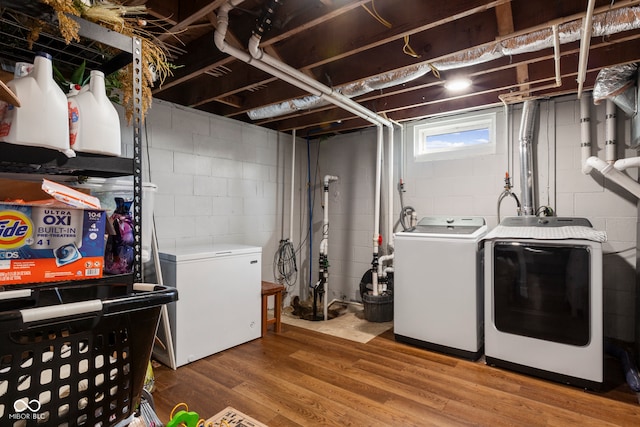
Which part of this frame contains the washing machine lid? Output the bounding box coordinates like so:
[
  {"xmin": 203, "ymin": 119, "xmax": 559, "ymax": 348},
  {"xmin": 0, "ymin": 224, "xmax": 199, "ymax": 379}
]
[{"xmin": 406, "ymin": 216, "xmax": 487, "ymax": 237}]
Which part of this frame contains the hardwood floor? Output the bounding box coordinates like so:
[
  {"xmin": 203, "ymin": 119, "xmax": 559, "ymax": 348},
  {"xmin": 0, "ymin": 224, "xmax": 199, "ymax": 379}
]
[{"xmin": 151, "ymin": 325, "xmax": 639, "ymax": 426}]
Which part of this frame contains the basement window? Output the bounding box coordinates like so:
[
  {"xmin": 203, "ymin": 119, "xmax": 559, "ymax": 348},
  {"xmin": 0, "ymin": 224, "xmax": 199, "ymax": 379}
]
[{"xmin": 413, "ymin": 112, "xmax": 496, "ymax": 161}]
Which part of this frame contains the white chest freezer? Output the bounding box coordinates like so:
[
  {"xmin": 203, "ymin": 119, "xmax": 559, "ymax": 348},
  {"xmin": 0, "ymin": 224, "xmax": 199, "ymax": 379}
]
[{"xmin": 157, "ymin": 244, "xmax": 262, "ymax": 367}]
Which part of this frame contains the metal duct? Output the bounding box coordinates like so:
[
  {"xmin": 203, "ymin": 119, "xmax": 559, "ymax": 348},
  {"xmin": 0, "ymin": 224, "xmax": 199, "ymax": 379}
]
[
  {"xmin": 593, "ymin": 63, "xmax": 637, "ymax": 113},
  {"xmin": 594, "ymin": 63, "xmax": 640, "ymax": 148},
  {"xmin": 433, "ymin": 6, "xmax": 640, "ymax": 69},
  {"xmin": 247, "ymin": 5, "xmax": 640, "ymax": 120},
  {"xmin": 247, "ymin": 64, "xmax": 431, "ymax": 120},
  {"xmin": 519, "ymin": 100, "xmax": 538, "ymax": 216}
]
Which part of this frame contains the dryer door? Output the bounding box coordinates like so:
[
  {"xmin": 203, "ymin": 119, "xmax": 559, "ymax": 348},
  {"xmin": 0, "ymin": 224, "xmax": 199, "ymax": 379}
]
[{"xmin": 492, "ymin": 242, "xmax": 590, "ymax": 346}]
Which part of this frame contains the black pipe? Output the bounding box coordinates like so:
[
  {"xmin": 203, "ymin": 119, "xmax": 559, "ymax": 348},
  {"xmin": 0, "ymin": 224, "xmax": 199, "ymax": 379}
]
[
  {"xmin": 605, "ymin": 337, "xmax": 640, "ymax": 392},
  {"xmin": 312, "ymin": 276, "xmax": 324, "ymax": 321},
  {"xmin": 253, "ymin": 0, "xmax": 283, "ymax": 37}
]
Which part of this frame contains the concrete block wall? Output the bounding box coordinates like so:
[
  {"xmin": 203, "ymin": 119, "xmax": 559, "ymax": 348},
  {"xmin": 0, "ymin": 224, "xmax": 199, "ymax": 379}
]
[
  {"xmin": 305, "ymin": 95, "xmax": 637, "ymax": 342},
  {"xmin": 554, "ymin": 96, "xmax": 637, "ymax": 342},
  {"xmin": 121, "ymin": 94, "xmax": 637, "ymax": 342},
  {"xmin": 122, "ymin": 99, "xmax": 293, "ymax": 284},
  {"xmin": 294, "ymin": 131, "xmax": 379, "ymax": 302}
]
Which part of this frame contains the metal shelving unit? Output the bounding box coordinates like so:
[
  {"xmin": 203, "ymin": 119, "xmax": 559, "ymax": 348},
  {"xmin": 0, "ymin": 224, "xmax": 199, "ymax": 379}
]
[{"xmin": 0, "ymin": 10, "xmax": 144, "ymax": 283}]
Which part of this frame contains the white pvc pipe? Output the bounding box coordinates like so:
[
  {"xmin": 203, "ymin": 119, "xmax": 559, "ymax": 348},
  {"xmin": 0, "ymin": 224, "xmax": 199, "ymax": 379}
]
[
  {"xmin": 605, "ymin": 99, "xmax": 617, "ymax": 164},
  {"xmin": 387, "ymin": 124, "xmax": 394, "ymax": 250},
  {"xmin": 580, "ymin": 93, "xmax": 593, "ymax": 174},
  {"xmin": 552, "ymin": 25, "xmax": 561, "ymax": 87},
  {"xmin": 249, "ymin": 32, "xmax": 394, "ymax": 291},
  {"xmin": 321, "ymin": 174, "xmax": 339, "ymax": 255},
  {"xmin": 321, "ymin": 174, "xmax": 338, "ymax": 321},
  {"xmin": 498, "ymin": 25, "xmax": 561, "ymax": 104},
  {"xmin": 289, "ymin": 129, "xmax": 296, "ymax": 240},
  {"xmin": 377, "ymin": 254, "xmax": 393, "ymax": 289},
  {"xmin": 586, "ymin": 156, "xmax": 640, "ymax": 199},
  {"xmin": 215, "ymin": 3, "xmax": 310, "ymax": 90},
  {"xmin": 398, "ymin": 120, "xmax": 406, "ymax": 187},
  {"xmin": 614, "ymin": 157, "xmax": 640, "ymax": 171},
  {"xmin": 577, "ymin": 0, "xmax": 596, "ymax": 98},
  {"xmin": 248, "ymin": 35, "xmax": 392, "ymax": 128},
  {"xmin": 372, "ymin": 124, "xmax": 383, "ymax": 296},
  {"xmin": 217, "ymin": 0, "xmax": 393, "ymax": 298}
]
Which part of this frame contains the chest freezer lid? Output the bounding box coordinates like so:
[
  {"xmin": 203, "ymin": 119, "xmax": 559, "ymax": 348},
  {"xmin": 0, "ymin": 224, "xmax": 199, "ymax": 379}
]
[{"xmin": 159, "ymin": 244, "xmax": 262, "ymax": 262}]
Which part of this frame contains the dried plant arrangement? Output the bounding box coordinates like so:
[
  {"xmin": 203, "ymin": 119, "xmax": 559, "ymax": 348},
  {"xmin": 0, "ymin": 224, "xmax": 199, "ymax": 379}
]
[{"xmin": 27, "ymin": 0, "xmax": 175, "ymax": 123}]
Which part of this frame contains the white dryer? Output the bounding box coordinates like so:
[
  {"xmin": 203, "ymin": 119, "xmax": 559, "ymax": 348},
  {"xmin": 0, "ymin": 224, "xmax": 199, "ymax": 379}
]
[{"xmin": 394, "ymin": 216, "xmax": 487, "ymax": 360}]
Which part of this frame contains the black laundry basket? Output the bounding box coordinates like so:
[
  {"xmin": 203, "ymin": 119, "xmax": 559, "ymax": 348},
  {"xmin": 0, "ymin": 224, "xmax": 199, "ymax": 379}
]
[{"xmin": 0, "ymin": 282, "xmax": 177, "ymax": 427}]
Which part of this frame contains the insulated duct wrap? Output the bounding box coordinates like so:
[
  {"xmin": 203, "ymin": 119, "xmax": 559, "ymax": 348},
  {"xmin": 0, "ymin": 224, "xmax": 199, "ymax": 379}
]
[
  {"xmin": 593, "ymin": 63, "xmax": 639, "ymax": 148},
  {"xmin": 593, "ymin": 63, "xmax": 638, "ymax": 114},
  {"xmin": 247, "ymin": 6, "xmax": 640, "ymax": 120},
  {"xmin": 434, "ymin": 7, "xmax": 640, "ymax": 69},
  {"xmin": 247, "ymin": 64, "xmax": 432, "ymax": 120},
  {"xmin": 593, "ymin": 63, "xmax": 638, "ymax": 99}
]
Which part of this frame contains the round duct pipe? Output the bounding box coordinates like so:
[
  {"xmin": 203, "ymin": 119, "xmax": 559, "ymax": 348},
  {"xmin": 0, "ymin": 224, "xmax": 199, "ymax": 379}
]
[{"xmin": 518, "ymin": 100, "xmax": 538, "ymax": 216}]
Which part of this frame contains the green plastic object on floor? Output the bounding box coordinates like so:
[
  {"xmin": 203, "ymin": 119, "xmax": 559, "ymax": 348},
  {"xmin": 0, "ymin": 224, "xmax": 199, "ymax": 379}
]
[{"xmin": 166, "ymin": 410, "xmax": 200, "ymax": 427}]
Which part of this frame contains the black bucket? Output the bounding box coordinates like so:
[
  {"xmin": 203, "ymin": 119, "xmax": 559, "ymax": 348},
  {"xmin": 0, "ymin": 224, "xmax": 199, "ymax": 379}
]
[{"xmin": 363, "ymin": 292, "xmax": 393, "ymax": 322}]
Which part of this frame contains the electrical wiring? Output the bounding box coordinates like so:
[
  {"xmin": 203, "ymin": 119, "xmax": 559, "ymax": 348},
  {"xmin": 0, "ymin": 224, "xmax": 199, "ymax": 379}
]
[
  {"xmin": 362, "ymin": 0, "xmax": 420, "ymax": 59},
  {"xmin": 271, "ymin": 134, "xmax": 322, "ymax": 292},
  {"xmin": 272, "ymin": 238, "xmax": 298, "ymax": 289},
  {"xmin": 403, "ymin": 35, "xmax": 420, "ymax": 58},
  {"xmin": 362, "ymin": 1, "xmax": 391, "ymax": 28}
]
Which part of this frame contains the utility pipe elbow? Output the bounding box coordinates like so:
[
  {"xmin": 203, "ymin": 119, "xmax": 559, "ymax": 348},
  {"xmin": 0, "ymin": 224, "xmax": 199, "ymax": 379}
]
[
  {"xmin": 614, "ymin": 157, "xmax": 640, "ymax": 171},
  {"xmin": 587, "ymin": 156, "xmax": 640, "ymax": 199},
  {"xmin": 214, "ymin": 0, "xmax": 242, "ymax": 52},
  {"xmin": 376, "ymin": 254, "xmax": 394, "ymax": 277},
  {"xmin": 213, "ymin": 30, "xmax": 226, "ymax": 51},
  {"xmin": 248, "ymin": 34, "xmax": 263, "ymax": 59},
  {"xmin": 378, "ymin": 254, "xmax": 394, "ymax": 264},
  {"xmin": 382, "ymin": 266, "xmax": 394, "ymax": 279},
  {"xmin": 586, "ymin": 156, "xmax": 611, "ymax": 174},
  {"xmin": 323, "ymin": 175, "xmax": 339, "ymax": 185}
]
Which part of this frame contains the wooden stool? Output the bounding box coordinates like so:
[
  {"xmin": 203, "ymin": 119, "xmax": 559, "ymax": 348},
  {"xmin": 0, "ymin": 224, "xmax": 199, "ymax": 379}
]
[{"xmin": 261, "ymin": 281, "xmax": 285, "ymax": 337}]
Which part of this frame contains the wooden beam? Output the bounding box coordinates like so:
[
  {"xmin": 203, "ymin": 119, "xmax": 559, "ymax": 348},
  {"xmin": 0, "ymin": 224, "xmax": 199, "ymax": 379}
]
[
  {"xmin": 495, "ymin": 1, "xmax": 530, "ymax": 96},
  {"xmin": 157, "ymin": 0, "xmax": 226, "ymax": 42},
  {"xmin": 136, "ymin": 0, "xmax": 179, "ymax": 25}
]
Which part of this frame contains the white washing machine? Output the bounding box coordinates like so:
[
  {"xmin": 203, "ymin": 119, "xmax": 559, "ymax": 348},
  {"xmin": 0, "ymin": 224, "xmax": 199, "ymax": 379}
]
[{"xmin": 394, "ymin": 216, "xmax": 487, "ymax": 360}]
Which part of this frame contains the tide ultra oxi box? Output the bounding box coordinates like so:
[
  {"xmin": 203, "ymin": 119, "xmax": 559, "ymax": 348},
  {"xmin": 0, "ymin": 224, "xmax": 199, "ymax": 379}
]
[{"xmin": 0, "ymin": 202, "xmax": 106, "ymax": 285}]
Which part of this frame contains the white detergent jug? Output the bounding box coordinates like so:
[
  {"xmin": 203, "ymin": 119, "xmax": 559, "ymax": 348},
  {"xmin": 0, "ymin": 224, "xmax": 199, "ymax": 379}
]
[
  {"xmin": 68, "ymin": 70, "xmax": 121, "ymax": 156},
  {"xmin": 0, "ymin": 52, "xmax": 72, "ymax": 155}
]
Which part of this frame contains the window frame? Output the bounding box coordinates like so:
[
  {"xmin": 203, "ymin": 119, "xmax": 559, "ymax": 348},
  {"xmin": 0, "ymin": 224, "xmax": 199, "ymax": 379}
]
[{"xmin": 412, "ymin": 111, "xmax": 497, "ymax": 161}]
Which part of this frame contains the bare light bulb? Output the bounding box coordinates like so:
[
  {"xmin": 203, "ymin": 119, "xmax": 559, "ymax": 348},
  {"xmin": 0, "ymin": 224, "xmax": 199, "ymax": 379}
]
[{"xmin": 444, "ymin": 78, "xmax": 472, "ymax": 92}]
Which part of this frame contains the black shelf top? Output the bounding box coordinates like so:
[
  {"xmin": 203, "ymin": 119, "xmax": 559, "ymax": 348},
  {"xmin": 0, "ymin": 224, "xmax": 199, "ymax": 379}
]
[
  {"xmin": 0, "ymin": 273, "xmax": 134, "ymax": 293},
  {"xmin": 0, "ymin": 143, "xmax": 134, "ymax": 177}
]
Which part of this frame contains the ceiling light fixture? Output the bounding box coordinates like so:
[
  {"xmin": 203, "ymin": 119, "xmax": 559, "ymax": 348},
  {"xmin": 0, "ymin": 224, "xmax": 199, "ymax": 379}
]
[{"xmin": 444, "ymin": 78, "xmax": 472, "ymax": 92}]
